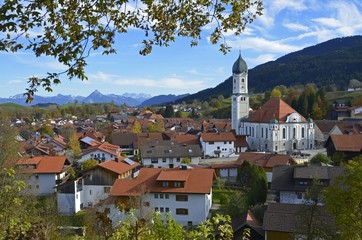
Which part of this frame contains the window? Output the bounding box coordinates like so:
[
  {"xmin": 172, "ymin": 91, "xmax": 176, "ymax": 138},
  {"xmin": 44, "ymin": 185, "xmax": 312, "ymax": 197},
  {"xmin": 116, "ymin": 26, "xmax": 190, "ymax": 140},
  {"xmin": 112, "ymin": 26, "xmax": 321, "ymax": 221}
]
[
  {"xmin": 160, "ymin": 207, "xmax": 164, "ymax": 213},
  {"xmin": 165, "ymin": 194, "xmax": 169, "ymax": 199},
  {"xmin": 174, "ymin": 182, "xmax": 181, "ymax": 188},
  {"xmin": 155, "ymin": 207, "xmax": 159, "ymax": 212},
  {"xmin": 143, "ymin": 202, "xmax": 150, "ymax": 207},
  {"xmin": 166, "ymin": 207, "xmax": 170, "ymax": 212},
  {"xmin": 297, "ymin": 192, "xmax": 303, "ymax": 199},
  {"xmin": 261, "ymin": 128, "xmax": 264, "ymax": 138},
  {"xmin": 102, "ymin": 153, "xmax": 105, "ymax": 157},
  {"xmin": 293, "ymin": 128, "xmax": 296, "ymax": 138},
  {"xmin": 151, "ymin": 158, "xmax": 158, "ymax": 164},
  {"xmin": 209, "ymin": 141, "xmax": 214, "ymax": 145},
  {"xmin": 162, "ymin": 158, "xmax": 167, "ymax": 163},
  {"xmin": 217, "ymin": 146, "xmax": 220, "ymax": 150},
  {"xmin": 176, "ymin": 195, "xmax": 188, "ymax": 201},
  {"xmin": 229, "ymin": 141, "xmax": 232, "ymax": 144},
  {"xmin": 90, "ymin": 154, "xmax": 94, "ymax": 157},
  {"xmin": 188, "ymin": 221, "xmax": 193, "ymax": 226},
  {"xmin": 283, "ymin": 128, "xmax": 286, "ymax": 139},
  {"xmin": 162, "ymin": 182, "xmax": 169, "ymax": 187},
  {"xmin": 35, "ymin": 175, "xmax": 39, "ymax": 179},
  {"xmin": 302, "ymin": 127, "xmax": 305, "ymax": 138},
  {"xmin": 160, "ymin": 194, "xmax": 164, "ymax": 199},
  {"xmin": 89, "ymin": 190, "xmax": 92, "ymax": 195},
  {"xmin": 176, "ymin": 208, "xmax": 188, "ymax": 215},
  {"xmin": 266, "ymin": 128, "xmax": 268, "ymax": 139},
  {"xmin": 242, "ymin": 78, "xmax": 244, "ymax": 82},
  {"xmin": 224, "ymin": 141, "xmax": 227, "ymax": 144},
  {"xmin": 176, "ymin": 158, "xmax": 180, "ymax": 162},
  {"xmin": 154, "ymin": 193, "xmax": 159, "ymax": 199},
  {"xmin": 104, "ymin": 187, "xmax": 111, "ymax": 193}
]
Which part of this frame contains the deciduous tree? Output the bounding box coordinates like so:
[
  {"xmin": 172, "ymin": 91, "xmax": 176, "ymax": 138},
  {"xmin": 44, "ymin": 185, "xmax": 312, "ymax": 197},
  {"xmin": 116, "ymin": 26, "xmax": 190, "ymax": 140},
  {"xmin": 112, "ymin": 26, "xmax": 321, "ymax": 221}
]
[
  {"xmin": 323, "ymin": 155, "xmax": 362, "ymax": 239},
  {"xmin": 0, "ymin": 0, "xmax": 263, "ymax": 102}
]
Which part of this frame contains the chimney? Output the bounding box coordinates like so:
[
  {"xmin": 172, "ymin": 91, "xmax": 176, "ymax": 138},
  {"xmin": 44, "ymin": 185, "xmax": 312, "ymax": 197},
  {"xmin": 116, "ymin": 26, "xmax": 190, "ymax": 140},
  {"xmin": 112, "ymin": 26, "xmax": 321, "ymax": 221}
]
[{"xmin": 115, "ymin": 157, "xmax": 119, "ymax": 162}]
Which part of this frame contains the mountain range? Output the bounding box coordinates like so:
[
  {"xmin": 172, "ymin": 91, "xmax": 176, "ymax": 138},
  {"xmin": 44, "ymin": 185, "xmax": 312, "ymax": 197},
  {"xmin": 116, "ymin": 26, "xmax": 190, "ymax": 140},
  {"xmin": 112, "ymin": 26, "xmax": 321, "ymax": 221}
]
[
  {"xmin": 0, "ymin": 90, "xmax": 188, "ymax": 107},
  {"xmin": 177, "ymin": 35, "xmax": 362, "ymax": 103},
  {"xmin": 3, "ymin": 35, "xmax": 362, "ymax": 107}
]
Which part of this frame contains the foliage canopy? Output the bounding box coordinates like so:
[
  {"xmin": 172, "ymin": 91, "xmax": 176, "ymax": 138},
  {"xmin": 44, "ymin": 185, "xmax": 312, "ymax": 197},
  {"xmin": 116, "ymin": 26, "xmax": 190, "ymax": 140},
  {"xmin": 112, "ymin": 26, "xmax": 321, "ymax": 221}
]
[{"xmin": 0, "ymin": 0, "xmax": 263, "ymax": 102}]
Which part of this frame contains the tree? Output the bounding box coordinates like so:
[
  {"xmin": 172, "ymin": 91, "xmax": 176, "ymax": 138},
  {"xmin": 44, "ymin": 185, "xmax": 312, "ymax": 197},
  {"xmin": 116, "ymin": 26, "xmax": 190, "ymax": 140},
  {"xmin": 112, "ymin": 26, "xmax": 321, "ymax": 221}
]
[
  {"xmin": 310, "ymin": 153, "xmax": 332, "ymax": 165},
  {"xmin": 237, "ymin": 160, "xmax": 267, "ymax": 206},
  {"xmin": 67, "ymin": 133, "xmax": 82, "ymax": 162},
  {"xmin": 81, "ymin": 158, "xmax": 99, "ymax": 171},
  {"xmin": 271, "ymin": 88, "xmax": 282, "ymax": 98},
  {"xmin": 219, "ymin": 190, "xmax": 248, "ymax": 217},
  {"xmin": 181, "ymin": 157, "xmax": 191, "ymax": 165},
  {"xmin": 0, "ymin": 1, "xmax": 263, "ymax": 102},
  {"xmin": 294, "ymin": 180, "xmax": 336, "ymax": 240},
  {"xmin": 164, "ymin": 105, "xmax": 174, "ymax": 118},
  {"xmin": 39, "ymin": 124, "xmax": 54, "ymax": 135},
  {"xmin": 131, "ymin": 121, "xmax": 142, "ymax": 134},
  {"xmin": 323, "ymin": 155, "xmax": 362, "ymax": 239},
  {"xmin": 174, "ymin": 110, "xmax": 183, "ymax": 118}
]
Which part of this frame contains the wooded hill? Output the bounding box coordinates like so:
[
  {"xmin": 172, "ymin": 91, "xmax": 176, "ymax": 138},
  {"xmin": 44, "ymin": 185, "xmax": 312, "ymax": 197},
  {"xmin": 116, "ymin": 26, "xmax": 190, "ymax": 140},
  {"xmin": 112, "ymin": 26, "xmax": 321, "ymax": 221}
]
[{"xmin": 178, "ymin": 35, "xmax": 362, "ymax": 103}]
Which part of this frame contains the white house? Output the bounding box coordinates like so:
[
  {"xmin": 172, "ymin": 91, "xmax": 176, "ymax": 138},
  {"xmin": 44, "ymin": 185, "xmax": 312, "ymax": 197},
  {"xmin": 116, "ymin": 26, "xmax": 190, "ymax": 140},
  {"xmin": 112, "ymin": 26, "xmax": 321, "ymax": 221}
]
[
  {"xmin": 199, "ymin": 132, "xmax": 236, "ymax": 158},
  {"xmin": 16, "ymin": 156, "xmax": 72, "ymax": 196},
  {"xmin": 140, "ymin": 144, "xmax": 202, "ymax": 168},
  {"xmin": 108, "ymin": 167, "xmax": 215, "ymax": 226},
  {"xmin": 79, "ymin": 142, "xmax": 122, "ymax": 163},
  {"xmin": 57, "ymin": 157, "xmax": 140, "ymax": 215}
]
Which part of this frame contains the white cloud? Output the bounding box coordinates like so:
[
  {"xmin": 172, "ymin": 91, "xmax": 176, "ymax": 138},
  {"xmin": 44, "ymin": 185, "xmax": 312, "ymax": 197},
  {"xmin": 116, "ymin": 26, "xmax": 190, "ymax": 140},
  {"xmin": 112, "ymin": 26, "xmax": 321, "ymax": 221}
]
[
  {"xmin": 227, "ymin": 36, "xmax": 301, "ymax": 54},
  {"xmin": 283, "ymin": 22, "xmax": 309, "ymax": 32},
  {"xmin": 247, "ymin": 54, "xmax": 277, "ymax": 66},
  {"xmin": 88, "ymin": 71, "xmax": 206, "ymax": 92},
  {"xmin": 312, "ymin": 18, "xmax": 341, "ymax": 28},
  {"xmin": 8, "ymin": 79, "xmax": 23, "ymax": 84},
  {"xmin": 269, "ymin": 0, "xmax": 307, "ymax": 13}
]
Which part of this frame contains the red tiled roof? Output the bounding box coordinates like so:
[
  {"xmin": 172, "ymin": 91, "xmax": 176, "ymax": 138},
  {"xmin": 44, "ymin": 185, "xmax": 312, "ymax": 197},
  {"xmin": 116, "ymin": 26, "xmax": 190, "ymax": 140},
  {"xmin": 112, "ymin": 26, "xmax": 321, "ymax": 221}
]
[
  {"xmin": 211, "ymin": 152, "xmax": 291, "ymax": 170},
  {"xmin": 330, "ymin": 134, "xmax": 362, "ymax": 152},
  {"xmin": 156, "ymin": 170, "xmax": 190, "ymax": 182},
  {"xmin": 110, "ymin": 168, "xmax": 215, "ymax": 196},
  {"xmin": 17, "ymin": 156, "xmax": 70, "ymax": 174},
  {"xmin": 247, "ymin": 97, "xmax": 306, "ymax": 123},
  {"xmin": 98, "ymin": 158, "xmax": 140, "ymax": 175},
  {"xmin": 201, "ymin": 132, "xmax": 236, "ymax": 142}
]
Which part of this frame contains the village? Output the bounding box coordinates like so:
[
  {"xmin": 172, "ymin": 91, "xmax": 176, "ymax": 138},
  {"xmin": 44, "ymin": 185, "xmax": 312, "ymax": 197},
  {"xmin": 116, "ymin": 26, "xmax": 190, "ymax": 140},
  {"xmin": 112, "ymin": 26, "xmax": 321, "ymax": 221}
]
[{"xmin": 6, "ymin": 55, "xmax": 362, "ymax": 239}]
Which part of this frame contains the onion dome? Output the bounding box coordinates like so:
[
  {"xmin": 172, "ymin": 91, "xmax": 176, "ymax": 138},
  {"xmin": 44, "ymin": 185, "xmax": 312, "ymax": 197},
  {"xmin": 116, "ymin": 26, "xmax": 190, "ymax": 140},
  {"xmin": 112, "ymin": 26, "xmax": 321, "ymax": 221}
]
[{"xmin": 232, "ymin": 52, "xmax": 248, "ymax": 74}]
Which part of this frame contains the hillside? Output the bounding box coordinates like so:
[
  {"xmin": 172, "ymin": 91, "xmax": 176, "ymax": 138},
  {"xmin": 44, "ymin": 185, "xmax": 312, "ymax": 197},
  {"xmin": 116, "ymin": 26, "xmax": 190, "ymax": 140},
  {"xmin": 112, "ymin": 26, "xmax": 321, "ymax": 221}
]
[{"xmin": 177, "ymin": 35, "xmax": 362, "ymax": 103}]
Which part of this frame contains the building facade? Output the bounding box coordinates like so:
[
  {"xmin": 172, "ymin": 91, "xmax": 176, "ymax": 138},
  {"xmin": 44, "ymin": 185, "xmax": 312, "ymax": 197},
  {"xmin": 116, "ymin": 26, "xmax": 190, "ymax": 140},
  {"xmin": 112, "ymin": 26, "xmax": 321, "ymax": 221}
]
[
  {"xmin": 230, "ymin": 54, "xmax": 315, "ymax": 153},
  {"xmin": 231, "ymin": 53, "xmax": 249, "ymax": 131}
]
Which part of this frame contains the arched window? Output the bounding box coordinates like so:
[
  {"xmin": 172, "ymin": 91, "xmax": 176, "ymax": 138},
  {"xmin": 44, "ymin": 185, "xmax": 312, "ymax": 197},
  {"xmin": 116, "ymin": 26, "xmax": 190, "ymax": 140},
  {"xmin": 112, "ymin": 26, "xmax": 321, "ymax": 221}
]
[
  {"xmin": 242, "ymin": 78, "xmax": 244, "ymax": 82},
  {"xmin": 283, "ymin": 128, "xmax": 286, "ymax": 139}
]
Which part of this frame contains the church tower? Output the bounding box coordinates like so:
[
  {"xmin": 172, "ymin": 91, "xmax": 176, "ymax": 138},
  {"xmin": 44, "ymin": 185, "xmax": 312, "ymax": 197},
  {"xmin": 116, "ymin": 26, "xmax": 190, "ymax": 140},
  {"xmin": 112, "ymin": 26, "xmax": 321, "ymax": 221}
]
[{"xmin": 231, "ymin": 53, "xmax": 249, "ymax": 134}]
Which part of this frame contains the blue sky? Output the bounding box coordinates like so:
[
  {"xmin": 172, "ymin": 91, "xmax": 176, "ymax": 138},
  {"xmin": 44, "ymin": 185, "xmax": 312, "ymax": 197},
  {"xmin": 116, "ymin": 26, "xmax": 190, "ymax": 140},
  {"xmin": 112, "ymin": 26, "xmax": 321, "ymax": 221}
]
[{"xmin": 1, "ymin": 0, "xmax": 362, "ymax": 98}]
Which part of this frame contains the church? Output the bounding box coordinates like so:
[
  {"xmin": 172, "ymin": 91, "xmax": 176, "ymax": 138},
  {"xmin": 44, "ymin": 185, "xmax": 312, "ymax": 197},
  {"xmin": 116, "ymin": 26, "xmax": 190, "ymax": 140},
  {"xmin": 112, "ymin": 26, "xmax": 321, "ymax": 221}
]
[{"xmin": 231, "ymin": 53, "xmax": 315, "ymax": 153}]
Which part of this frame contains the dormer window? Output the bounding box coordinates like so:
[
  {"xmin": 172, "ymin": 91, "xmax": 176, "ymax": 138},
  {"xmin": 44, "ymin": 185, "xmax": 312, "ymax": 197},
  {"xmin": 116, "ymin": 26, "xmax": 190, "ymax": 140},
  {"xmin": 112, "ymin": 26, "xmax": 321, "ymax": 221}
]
[
  {"xmin": 162, "ymin": 181, "xmax": 169, "ymax": 187},
  {"xmin": 174, "ymin": 182, "xmax": 181, "ymax": 188}
]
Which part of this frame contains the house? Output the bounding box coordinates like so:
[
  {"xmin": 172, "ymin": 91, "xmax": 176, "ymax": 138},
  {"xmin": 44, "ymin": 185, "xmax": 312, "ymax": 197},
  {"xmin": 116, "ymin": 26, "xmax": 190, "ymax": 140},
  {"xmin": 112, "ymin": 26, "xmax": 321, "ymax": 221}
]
[
  {"xmin": 51, "ymin": 135, "xmax": 68, "ymax": 155},
  {"xmin": 271, "ymin": 165, "xmax": 344, "ymax": 204},
  {"xmin": 16, "ymin": 156, "xmax": 72, "ymax": 196},
  {"xmin": 263, "ymin": 203, "xmax": 335, "ymax": 240},
  {"xmin": 212, "ymin": 152, "xmax": 293, "ymax": 183},
  {"xmin": 108, "ymin": 167, "xmax": 215, "ymax": 226},
  {"xmin": 232, "ymin": 210, "xmax": 264, "ymax": 240},
  {"xmin": 140, "ymin": 143, "xmax": 202, "ymax": 168},
  {"xmin": 199, "ymin": 132, "xmax": 236, "ymax": 158},
  {"xmin": 325, "ymin": 134, "xmax": 362, "ymax": 160},
  {"xmin": 313, "ymin": 120, "xmax": 339, "ymax": 147},
  {"xmin": 57, "ymin": 157, "xmax": 140, "ymax": 215},
  {"xmin": 79, "ymin": 142, "xmax": 122, "ymax": 163}
]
